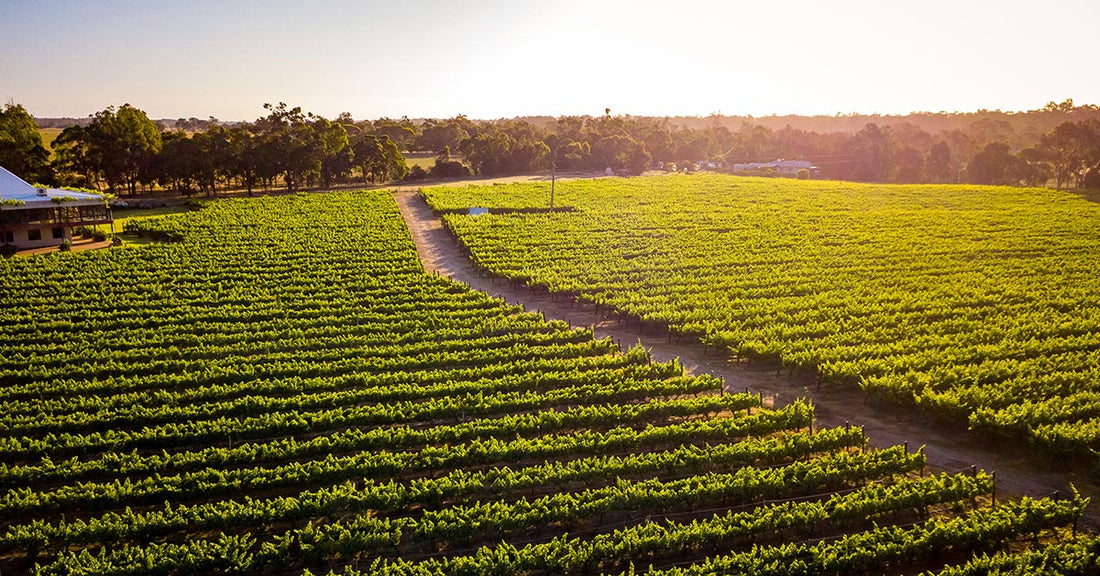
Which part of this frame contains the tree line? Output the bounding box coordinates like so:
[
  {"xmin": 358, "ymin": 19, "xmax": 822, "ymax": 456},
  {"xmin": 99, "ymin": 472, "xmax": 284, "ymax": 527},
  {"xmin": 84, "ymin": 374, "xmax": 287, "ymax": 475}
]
[
  {"xmin": 2, "ymin": 100, "xmax": 1100, "ymax": 195},
  {"xmin": 1, "ymin": 102, "xmax": 409, "ymax": 197}
]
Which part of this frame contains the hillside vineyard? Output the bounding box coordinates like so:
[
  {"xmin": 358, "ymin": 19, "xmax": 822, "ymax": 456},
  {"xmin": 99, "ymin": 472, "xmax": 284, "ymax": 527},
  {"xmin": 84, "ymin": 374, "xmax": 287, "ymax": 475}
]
[
  {"xmin": 424, "ymin": 175, "xmax": 1100, "ymax": 462},
  {"xmin": 0, "ymin": 191, "xmax": 1097, "ymax": 575}
]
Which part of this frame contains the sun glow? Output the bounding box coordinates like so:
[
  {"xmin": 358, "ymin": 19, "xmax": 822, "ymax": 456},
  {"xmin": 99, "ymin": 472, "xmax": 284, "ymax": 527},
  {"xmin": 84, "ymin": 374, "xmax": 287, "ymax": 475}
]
[{"xmin": 1, "ymin": 0, "xmax": 1097, "ymax": 120}]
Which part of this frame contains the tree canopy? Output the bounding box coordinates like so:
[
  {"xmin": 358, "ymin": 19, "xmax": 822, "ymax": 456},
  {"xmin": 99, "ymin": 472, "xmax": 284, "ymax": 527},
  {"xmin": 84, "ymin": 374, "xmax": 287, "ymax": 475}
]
[
  {"xmin": 0, "ymin": 103, "xmax": 51, "ymax": 183},
  {"xmin": 6, "ymin": 100, "xmax": 1100, "ymax": 196}
]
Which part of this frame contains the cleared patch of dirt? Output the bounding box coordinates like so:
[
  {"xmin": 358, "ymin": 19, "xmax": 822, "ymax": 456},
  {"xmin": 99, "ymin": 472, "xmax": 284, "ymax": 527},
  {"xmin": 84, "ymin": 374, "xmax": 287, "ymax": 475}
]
[{"xmin": 386, "ymin": 169, "xmax": 624, "ymax": 193}]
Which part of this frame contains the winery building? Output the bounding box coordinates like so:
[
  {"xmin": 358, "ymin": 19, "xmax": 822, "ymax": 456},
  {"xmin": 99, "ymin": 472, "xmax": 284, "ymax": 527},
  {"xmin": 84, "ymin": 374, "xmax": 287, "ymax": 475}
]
[{"xmin": 0, "ymin": 165, "xmax": 113, "ymax": 249}]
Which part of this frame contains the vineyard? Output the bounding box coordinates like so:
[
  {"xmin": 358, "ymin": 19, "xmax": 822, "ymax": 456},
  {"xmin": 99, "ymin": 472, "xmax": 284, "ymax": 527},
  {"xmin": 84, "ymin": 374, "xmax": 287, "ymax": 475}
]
[
  {"xmin": 0, "ymin": 190, "xmax": 1096, "ymax": 574},
  {"xmin": 423, "ymin": 175, "xmax": 1100, "ymax": 462}
]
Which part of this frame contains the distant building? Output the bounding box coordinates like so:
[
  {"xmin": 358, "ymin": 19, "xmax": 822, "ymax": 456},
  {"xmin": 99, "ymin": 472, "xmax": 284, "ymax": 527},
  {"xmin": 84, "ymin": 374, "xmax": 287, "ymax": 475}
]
[
  {"xmin": 0, "ymin": 165, "xmax": 113, "ymax": 249},
  {"xmin": 731, "ymin": 159, "xmax": 817, "ymax": 176}
]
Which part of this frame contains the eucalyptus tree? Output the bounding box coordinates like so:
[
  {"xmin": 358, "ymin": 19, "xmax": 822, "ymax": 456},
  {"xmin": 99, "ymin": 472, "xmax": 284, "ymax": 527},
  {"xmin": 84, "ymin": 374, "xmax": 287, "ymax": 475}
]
[
  {"xmin": 84, "ymin": 104, "xmax": 162, "ymax": 196},
  {"xmin": 353, "ymin": 133, "xmax": 407, "ymax": 183},
  {"xmin": 0, "ymin": 103, "xmax": 52, "ymax": 184}
]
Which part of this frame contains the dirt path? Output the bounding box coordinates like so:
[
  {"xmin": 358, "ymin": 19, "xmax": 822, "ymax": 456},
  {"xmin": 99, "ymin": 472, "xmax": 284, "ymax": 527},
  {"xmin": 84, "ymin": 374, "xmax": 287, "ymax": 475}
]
[{"xmin": 394, "ymin": 190, "xmax": 1100, "ymax": 529}]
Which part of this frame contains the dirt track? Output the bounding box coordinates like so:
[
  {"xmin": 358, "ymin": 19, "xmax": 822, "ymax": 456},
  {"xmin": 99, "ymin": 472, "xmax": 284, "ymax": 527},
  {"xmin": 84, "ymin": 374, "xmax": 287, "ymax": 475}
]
[{"xmin": 394, "ymin": 189, "xmax": 1100, "ymax": 529}]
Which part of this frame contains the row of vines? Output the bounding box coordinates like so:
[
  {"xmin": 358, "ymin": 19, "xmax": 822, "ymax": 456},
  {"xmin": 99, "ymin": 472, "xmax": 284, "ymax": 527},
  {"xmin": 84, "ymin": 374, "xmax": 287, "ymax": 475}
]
[
  {"xmin": 0, "ymin": 189, "xmax": 1095, "ymax": 574},
  {"xmin": 425, "ymin": 174, "xmax": 1100, "ymax": 462}
]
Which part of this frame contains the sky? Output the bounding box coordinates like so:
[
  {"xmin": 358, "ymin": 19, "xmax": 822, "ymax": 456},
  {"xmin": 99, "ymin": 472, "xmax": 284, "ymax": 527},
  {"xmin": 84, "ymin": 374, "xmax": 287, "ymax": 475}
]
[{"xmin": 2, "ymin": 0, "xmax": 1098, "ymax": 122}]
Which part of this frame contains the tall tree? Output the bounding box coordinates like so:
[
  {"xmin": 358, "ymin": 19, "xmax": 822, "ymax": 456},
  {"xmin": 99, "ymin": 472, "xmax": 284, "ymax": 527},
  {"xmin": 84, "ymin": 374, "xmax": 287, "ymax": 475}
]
[
  {"xmin": 86, "ymin": 104, "xmax": 163, "ymax": 196},
  {"xmin": 352, "ymin": 133, "xmax": 407, "ymax": 183},
  {"xmin": 1040, "ymin": 120, "xmax": 1098, "ymax": 188},
  {"xmin": 417, "ymin": 117, "xmax": 470, "ymax": 153},
  {"xmin": 189, "ymin": 130, "xmax": 220, "ymax": 196},
  {"xmin": 891, "ymin": 146, "xmax": 925, "ymax": 183},
  {"xmin": 0, "ymin": 103, "xmax": 51, "ymax": 183},
  {"xmin": 926, "ymin": 141, "xmax": 954, "ymax": 183},
  {"xmin": 52, "ymin": 125, "xmax": 97, "ymax": 188},
  {"xmin": 227, "ymin": 126, "xmax": 261, "ymax": 196},
  {"xmin": 593, "ymin": 135, "xmax": 648, "ymax": 174},
  {"xmin": 313, "ymin": 117, "xmax": 352, "ymax": 188},
  {"xmin": 255, "ymin": 103, "xmax": 321, "ymax": 192},
  {"xmin": 844, "ymin": 123, "xmax": 893, "ymax": 182},
  {"xmin": 461, "ymin": 131, "xmax": 514, "ymax": 175},
  {"xmin": 153, "ymin": 130, "xmax": 200, "ymax": 195},
  {"xmin": 967, "ymin": 142, "xmax": 1023, "ymax": 185},
  {"xmin": 372, "ymin": 117, "xmax": 419, "ymax": 151}
]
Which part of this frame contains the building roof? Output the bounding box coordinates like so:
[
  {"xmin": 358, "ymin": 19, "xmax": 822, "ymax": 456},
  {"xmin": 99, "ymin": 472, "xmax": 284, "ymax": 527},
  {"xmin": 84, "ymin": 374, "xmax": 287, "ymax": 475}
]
[
  {"xmin": 731, "ymin": 159, "xmax": 817, "ymax": 172},
  {"xmin": 0, "ymin": 164, "xmax": 106, "ymax": 209}
]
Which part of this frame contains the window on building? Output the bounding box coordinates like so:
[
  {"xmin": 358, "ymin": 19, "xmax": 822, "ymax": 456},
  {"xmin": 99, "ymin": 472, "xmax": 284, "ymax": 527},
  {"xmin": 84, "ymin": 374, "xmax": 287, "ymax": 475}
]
[
  {"xmin": 27, "ymin": 229, "xmax": 42, "ymax": 241},
  {"xmin": 52, "ymin": 227, "xmax": 65, "ymax": 239},
  {"xmin": 0, "ymin": 231, "xmax": 13, "ymax": 243}
]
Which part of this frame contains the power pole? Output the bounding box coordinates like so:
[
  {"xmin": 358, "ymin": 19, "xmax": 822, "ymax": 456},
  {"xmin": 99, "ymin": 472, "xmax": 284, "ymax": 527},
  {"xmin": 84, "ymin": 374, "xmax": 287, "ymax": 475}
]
[{"xmin": 550, "ymin": 160, "xmax": 556, "ymax": 209}]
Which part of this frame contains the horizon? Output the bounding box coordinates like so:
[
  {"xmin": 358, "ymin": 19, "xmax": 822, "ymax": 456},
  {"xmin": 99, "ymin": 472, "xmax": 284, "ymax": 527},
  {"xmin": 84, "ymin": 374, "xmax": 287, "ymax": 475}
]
[
  {"xmin": 4, "ymin": 0, "xmax": 1099, "ymax": 122},
  {"xmin": 28, "ymin": 101, "xmax": 1098, "ymax": 125}
]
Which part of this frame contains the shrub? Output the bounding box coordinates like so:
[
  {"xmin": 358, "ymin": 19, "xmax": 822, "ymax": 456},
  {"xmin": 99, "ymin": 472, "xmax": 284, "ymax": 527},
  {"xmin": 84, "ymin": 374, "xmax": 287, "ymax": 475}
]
[
  {"xmin": 111, "ymin": 235, "xmax": 123, "ymax": 246},
  {"xmin": 92, "ymin": 229, "xmax": 108, "ymax": 242},
  {"xmin": 0, "ymin": 243, "xmax": 16, "ymax": 258},
  {"xmin": 1083, "ymin": 168, "xmax": 1100, "ymax": 190},
  {"xmin": 796, "ymin": 168, "xmax": 811, "ymax": 180},
  {"xmin": 431, "ymin": 159, "xmax": 472, "ymax": 179},
  {"xmin": 405, "ymin": 165, "xmax": 429, "ymax": 181},
  {"xmin": 58, "ymin": 239, "xmax": 72, "ymax": 252}
]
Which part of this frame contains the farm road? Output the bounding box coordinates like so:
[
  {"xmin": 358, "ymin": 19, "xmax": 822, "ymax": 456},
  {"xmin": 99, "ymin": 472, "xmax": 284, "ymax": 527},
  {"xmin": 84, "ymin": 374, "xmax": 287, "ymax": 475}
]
[{"xmin": 394, "ymin": 189, "xmax": 1100, "ymax": 529}]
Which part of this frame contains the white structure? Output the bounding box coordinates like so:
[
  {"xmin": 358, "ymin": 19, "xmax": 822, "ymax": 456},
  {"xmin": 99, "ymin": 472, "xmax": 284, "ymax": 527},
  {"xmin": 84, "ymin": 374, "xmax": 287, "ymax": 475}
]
[
  {"xmin": 731, "ymin": 159, "xmax": 816, "ymax": 176},
  {"xmin": 0, "ymin": 165, "xmax": 112, "ymax": 249}
]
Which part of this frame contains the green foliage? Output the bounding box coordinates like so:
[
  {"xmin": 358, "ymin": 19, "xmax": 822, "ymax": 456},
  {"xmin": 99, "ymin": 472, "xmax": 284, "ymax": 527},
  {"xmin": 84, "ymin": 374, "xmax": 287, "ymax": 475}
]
[
  {"xmin": 0, "ymin": 103, "xmax": 51, "ymax": 183},
  {"xmin": 929, "ymin": 535, "xmax": 1100, "ymax": 575},
  {"xmin": 352, "ymin": 133, "xmax": 408, "ymax": 183},
  {"xmin": 0, "ymin": 189, "xmax": 1092, "ymax": 576},
  {"xmin": 461, "ymin": 129, "xmax": 549, "ymax": 176},
  {"xmin": 15, "ymin": 101, "xmax": 1100, "ymax": 200},
  {"xmin": 405, "ymin": 164, "xmax": 429, "ymax": 181},
  {"xmin": 426, "ymin": 174, "xmax": 1100, "ymax": 460},
  {"xmin": 428, "ymin": 146, "xmax": 471, "ymax": 179},
  {"xmin": 88, "ymin": 104, "xmax": 163, "ymax": 196}
]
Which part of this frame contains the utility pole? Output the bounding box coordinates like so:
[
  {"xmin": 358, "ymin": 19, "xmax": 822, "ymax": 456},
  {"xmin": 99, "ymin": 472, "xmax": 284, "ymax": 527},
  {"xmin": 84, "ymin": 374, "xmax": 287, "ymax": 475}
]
[{"xmin": 550, "ymin": 160, "xmax": 556, "ymax": 209}]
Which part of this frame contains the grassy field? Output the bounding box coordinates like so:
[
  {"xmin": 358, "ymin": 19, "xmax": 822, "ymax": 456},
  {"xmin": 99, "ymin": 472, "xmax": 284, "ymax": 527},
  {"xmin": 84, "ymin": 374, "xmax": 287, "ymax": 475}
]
[
  {"xmin": 404, "ymin": 151, "xmax": 437, "ymax": 171},
  {"xmin": 37, "ymin": 127, "xmax": 63, "ymax": 152},
  {"xmin": 424, "ymin": 174, "xmax": 1100, "ymax": 462},
  {"xmin": 88, "ymin": 204, "xmax": 195, "ymax": 246},
  {"xmin": 105, "ymin": 204, "xmax": 193, "ymax": 230}
]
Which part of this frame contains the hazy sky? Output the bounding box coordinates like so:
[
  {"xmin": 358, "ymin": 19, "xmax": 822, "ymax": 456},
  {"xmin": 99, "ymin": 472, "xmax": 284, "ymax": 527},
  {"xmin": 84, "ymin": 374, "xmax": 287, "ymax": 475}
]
[{"xmin": 2, "ymin": 0, "xmax": 1098, "ymax": 121}]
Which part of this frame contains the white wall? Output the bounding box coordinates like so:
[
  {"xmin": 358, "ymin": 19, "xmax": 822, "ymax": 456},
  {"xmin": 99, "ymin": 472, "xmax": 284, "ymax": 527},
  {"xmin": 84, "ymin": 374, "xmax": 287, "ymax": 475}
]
[{"xmin": 8, "ymin": 226, "xmax": 71, "ymax": 249}]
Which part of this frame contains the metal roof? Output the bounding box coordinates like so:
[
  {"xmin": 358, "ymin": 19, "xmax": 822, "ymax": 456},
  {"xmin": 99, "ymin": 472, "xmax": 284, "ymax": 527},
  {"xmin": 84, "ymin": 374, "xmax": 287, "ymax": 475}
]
[{"xmin": 0, "ymin": 164, "xmax": 107, "ymax": 209}]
